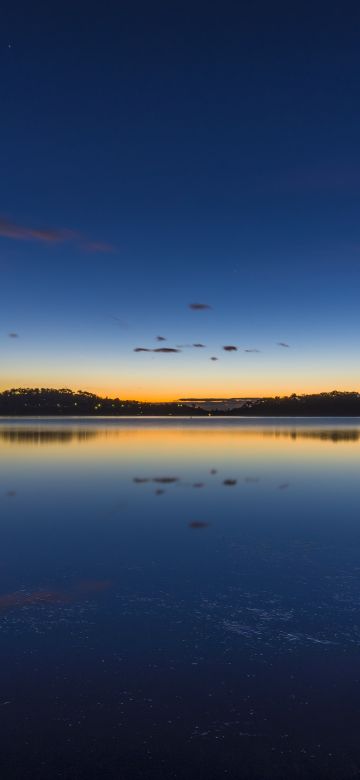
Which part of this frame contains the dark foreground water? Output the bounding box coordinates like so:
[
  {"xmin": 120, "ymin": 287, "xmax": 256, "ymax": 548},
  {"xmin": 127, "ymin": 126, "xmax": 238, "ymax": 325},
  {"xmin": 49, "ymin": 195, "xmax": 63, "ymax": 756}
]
[{"xmin": 1, "ymin": 418, "xmax": 360, "ymax": 779}]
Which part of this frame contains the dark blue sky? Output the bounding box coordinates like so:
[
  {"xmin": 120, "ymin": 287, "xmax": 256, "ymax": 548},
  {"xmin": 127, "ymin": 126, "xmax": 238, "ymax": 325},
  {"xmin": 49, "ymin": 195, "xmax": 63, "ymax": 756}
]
[{"xmin": 1, "ymin": 1, "xmax": 360, "ymax": 399}]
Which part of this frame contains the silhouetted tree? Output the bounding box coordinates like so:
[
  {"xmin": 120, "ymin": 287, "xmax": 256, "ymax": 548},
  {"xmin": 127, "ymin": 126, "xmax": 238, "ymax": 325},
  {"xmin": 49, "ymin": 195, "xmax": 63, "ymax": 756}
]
[{"xmin": 0, "ymin": 388, "xmax": 210, "ymax": 416}]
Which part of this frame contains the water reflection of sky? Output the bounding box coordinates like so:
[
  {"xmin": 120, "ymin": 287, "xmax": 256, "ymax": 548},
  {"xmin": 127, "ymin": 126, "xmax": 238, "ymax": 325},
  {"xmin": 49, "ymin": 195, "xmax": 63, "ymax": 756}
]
[{"xmin": 1, "ymin": 420, "xmax": 360, "ymax": 779}]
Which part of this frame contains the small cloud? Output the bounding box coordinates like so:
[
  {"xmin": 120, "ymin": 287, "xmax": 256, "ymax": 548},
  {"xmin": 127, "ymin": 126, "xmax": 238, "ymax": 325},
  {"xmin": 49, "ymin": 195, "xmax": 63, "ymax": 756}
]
[
  {"xmin": 192, "ymin": 482, "xmax": 205, "ymax": 488},
  {"xmin": 193, "ymin": 343, "xmax": 206, "ymax": 348},
  {"xmin": 8, "ymin": 332, "xmax": 19, "ymax": 338},
  {"xmin": 133, "ymin": 477, "xmax": 149, "ymax": 483},
  {"xmin": 153, "ymin": 347, "xmax": 180, "ymax": 353},
  {"xmin": 223, "ymin": 345, "xmax": 237, "ymax": 352},
  {"xmin": 189, "ymin": 521, "xmax": 210, "ymax": 529},
  {"xmin": 155, "ymin": 489, "xmax": 165, "ymax": 495},
  {"xmin": 189, "ymin": 303, "xmax": 212, "ymax": 310},
  {"xmin": 278, "ymin": 483, "xmax": 290, "ymax": 490},
  {"xmin": 153, "ymin": 477, "xmax": 178, "ymax": 483},
  {"xmin": 277, "ymin": 342, "xmax": 290, "ymax": 348},
  {"xmin": 156, "ymin": 336, "xmax": 166, "ymax": 341},
  {"xmin": 134, "ymin": 347, "xmax": 151, "ymax": 352},
  {"xmin": 223, "ymin": 479, "xmax": 237, "ymax": 486},
  {"xmin": 210, "ymin": 357, "xmax": 218, "ymax": 361},
  {"xmin": 245, "ymin": 348, "xmax": 260, "ymax": 353}
]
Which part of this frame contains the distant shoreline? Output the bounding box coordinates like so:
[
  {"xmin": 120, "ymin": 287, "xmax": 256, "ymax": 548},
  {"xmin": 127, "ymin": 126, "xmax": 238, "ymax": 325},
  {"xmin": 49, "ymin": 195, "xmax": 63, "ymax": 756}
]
[{"xmin": 1, "ymin": 389, "xmax": 359, "ymax": 417}]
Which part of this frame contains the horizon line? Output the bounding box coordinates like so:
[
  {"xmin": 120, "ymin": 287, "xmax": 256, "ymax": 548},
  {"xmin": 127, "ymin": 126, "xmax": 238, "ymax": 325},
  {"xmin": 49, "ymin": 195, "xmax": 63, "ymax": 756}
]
[{"xmin": 1, "ymin": 387, "xmax": 359, "ymax": 405}]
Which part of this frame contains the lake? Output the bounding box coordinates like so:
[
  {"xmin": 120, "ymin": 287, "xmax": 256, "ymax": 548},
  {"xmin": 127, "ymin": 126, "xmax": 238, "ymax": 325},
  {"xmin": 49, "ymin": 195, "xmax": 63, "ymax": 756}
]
[{"xmin": 1, "ymin": 418, "xmax": 360, "ymax": 779}]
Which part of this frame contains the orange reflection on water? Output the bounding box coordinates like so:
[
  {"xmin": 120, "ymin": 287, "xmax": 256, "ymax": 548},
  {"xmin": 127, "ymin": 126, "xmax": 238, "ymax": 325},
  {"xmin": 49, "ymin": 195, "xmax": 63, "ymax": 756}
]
[
  {"xmin": 0, "ymin": 580, "xmax": 112, "ymax": 612},
  {"xmin": 1, "ymin": 423, "xmax": 360, "ymax": 472}
]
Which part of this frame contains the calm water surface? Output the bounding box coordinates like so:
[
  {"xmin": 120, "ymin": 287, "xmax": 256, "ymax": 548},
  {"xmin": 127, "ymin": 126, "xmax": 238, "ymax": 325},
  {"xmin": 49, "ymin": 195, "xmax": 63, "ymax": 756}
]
[{"xmin": 1, "ymin": 418, "xmax": 360, "ymax": 779}]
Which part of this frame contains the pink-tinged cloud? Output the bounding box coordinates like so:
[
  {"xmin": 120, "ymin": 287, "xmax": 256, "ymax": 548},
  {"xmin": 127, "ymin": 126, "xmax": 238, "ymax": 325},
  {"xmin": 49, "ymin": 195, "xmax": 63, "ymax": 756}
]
[
  {"xmin": 0, "ymin": 217, "xmax": 64, "ymax": 243},
  {"xmin": 81, "ymin": 240, "xmax": 115, "ymax": 254},
  {"xmin": 0, "ymin": 216, "xmax": 115, "ymax": 254}
]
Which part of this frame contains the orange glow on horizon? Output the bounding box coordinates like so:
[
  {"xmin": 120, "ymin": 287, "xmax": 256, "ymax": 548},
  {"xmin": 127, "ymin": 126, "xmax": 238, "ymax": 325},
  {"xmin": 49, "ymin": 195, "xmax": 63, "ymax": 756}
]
[
  {"xmin": 74, "ymin": 381, "xmax": 359, "ymax": 403},
  {"xmin": 0, "ymin": 379, "xmax": 359, "ymax": 403}
]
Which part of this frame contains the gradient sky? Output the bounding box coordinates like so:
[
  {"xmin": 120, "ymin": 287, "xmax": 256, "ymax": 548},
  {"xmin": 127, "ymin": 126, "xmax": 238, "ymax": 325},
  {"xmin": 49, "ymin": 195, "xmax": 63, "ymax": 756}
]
[{"xmin": 1, "ymin": 1, "xmax": 360, "ymax": 401}]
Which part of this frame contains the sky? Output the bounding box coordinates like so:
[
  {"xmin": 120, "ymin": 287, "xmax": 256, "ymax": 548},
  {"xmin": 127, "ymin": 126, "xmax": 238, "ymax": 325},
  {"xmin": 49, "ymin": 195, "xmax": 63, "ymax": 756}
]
[{"xmin": 1, "ymin": 1, "xmax": 360, "ymax": 401}]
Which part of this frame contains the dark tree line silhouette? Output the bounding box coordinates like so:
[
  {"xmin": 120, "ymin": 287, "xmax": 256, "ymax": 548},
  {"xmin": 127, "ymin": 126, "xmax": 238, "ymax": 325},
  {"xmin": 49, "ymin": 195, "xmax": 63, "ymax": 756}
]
[
  {"xmin": 0, "ymin": 388, "xmax": 208, "ymax": 416},
  {"xmin": 0, "ymin": 388, "xmax": 359, "ymax": 416},
  {"xmin": 230, "ymin": 391, "xmax": 360, "ymax": 416}
]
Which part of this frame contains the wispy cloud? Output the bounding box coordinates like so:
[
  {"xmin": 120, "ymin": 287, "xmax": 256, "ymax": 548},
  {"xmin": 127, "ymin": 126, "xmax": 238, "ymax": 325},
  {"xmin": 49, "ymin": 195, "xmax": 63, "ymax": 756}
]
[
  {"xmin": 189, "ymin": 303, "xmax": 212, "ymax": 310},
  {"xmin": 112, "ymin": 316, "xmax": 129, "ymax": 329},
  {"xmin": 277, "ymin": 342, "xmax": 290, "ymax": 348},
  {"xmin": 8, "ymin": 332, "xmax": 19, "ymax": 338},
  {"xmin": 223, "ymin": 345, "xmax": 237, "ymax": 351},
  {"xmin": 0, "ymin": 217, "xmax": 64, "ymax": 243},
  {"xmin": 0, "ymin": 216, "xmax": 115, "ymax": 254},
  {"xmin": 81, "ymin": 240, "xmax": 115, "ymax": 254}
]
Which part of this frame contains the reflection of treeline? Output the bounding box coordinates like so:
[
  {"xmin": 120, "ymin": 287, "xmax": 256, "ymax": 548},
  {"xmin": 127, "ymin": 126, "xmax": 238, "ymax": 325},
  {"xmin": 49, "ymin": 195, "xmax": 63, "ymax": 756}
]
[
  {"xmin": 0, "ymin": 429, "xmax": 99, "ymax": 443},
  {"xmin": 0, "ymin": 388, "xmax": 208, "ymax": 416},
  {"xmin": 262, "ymin": 429, "xmax": 359, "ymax": 442},
  {"xmin": 231, "ymin": 391, "xmax": 360, "ymax": 417}
]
